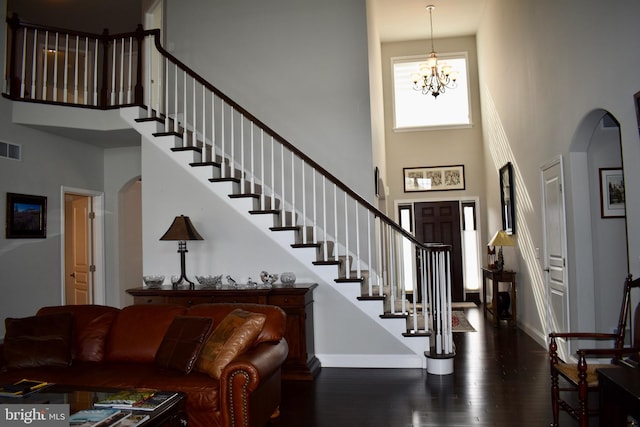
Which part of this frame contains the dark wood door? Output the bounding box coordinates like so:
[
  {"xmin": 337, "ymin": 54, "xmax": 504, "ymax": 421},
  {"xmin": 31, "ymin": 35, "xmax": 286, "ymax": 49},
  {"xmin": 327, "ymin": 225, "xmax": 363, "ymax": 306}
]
[{"xmin": 414, "ymin": 201, "xmax": 464, "ymax": 301}]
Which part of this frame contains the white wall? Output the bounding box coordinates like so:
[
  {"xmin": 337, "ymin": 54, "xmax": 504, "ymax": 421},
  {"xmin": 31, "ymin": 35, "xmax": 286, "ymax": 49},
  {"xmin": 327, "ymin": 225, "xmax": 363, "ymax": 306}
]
[
  {"xmin": 140, "ymin": 135, "xmax": 417, "ymax": 362},
  {"xmin": 164, "ymin": 0, "xmax": 374, "ymax": 199},
  {"xmin": 477, "ymin": 0, "xmax": 640, "ymax": 342},
  {"xmin": 104, "ymin": 146, "xmax": 143, "ymax": 307}
]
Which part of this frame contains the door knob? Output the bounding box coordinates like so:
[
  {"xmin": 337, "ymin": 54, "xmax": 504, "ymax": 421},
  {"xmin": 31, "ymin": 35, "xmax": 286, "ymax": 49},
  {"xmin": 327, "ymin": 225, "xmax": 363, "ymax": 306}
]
[{"xmin": 70, "ymin": 272, "xmax": 76, "ymax": 278}]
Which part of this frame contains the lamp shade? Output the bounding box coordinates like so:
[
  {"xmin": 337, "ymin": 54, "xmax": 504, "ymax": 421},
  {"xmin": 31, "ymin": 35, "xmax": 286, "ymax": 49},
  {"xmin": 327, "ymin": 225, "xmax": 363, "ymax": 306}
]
[
  {"xmin": 160, "ymin": 215, "xmax": 204, "ymax": 241},
  {"xmin": 488, "ymin": 230, "xmax": 515, "ymax": 247}
]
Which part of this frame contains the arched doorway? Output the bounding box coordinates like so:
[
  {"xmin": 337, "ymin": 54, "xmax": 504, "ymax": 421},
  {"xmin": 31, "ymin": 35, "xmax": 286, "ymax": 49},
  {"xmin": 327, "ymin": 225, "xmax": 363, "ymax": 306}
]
[
  {"xmin": 118, "ymin": 176, "xmax": 142, "ymax": 306},
  {"xmin": 567, "ymin": 109, "xmax": 628, "ymax": 337}
]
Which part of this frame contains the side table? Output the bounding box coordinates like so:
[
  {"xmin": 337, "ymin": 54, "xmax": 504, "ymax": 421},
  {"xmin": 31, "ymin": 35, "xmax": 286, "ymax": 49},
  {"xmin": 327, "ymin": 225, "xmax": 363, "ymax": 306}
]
[
  {"xmin": 481, "ymin": 267, "xmax": 516, "ymax": 327},
  {"xmin": 598, "ymin": 365, "xmax": 640, "ymax": 426}
]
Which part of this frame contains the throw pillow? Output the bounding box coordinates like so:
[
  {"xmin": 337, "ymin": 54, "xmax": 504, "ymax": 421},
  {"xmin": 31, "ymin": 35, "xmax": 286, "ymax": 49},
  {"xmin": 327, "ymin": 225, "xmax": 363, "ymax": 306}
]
[
  {"xmin": 154, "ymin": 316, "xmax": 213, "ymax": 374},
  {"xmin": 4, "ymin": 312, "xmax": 74, "ymax": 369},
  {"xmin": 195, "ymin": 309, "xmax": 266, "ymax": 379}
]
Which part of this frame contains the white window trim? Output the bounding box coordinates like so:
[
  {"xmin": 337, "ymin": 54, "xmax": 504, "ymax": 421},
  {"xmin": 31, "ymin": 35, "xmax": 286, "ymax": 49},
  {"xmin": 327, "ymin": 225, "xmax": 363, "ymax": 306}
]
[{"xmin": 391, "ymin": 52, "xmax": 472, "ymax": 132}]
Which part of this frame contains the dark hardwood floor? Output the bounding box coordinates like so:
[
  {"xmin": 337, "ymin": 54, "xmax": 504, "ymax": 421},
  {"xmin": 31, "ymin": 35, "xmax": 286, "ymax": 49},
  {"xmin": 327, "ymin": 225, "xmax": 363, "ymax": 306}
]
[{"xmin": 272, "ymin": 307, "xmax": 572, "ymax": 427}]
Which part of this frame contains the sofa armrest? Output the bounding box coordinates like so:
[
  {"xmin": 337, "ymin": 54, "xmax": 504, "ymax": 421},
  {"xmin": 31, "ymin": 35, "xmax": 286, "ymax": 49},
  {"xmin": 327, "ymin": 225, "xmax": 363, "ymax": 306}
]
[{"xmin": 219, "ymin": 339, "xmax": 289, "ymax": 427}]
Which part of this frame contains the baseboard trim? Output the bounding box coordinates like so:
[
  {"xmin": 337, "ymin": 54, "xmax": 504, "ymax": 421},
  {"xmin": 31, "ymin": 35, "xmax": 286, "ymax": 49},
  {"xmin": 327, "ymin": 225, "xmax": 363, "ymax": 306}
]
[{"xmin": 316, "ymin": 353, "xmax": 425, "ymax": 369}]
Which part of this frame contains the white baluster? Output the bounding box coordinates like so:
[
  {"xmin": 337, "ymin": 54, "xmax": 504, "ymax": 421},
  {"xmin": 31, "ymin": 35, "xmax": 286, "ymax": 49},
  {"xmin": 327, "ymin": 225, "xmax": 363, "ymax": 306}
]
[
  {"xmin": 42, "ymin": 31, "xmax": 48, "ymax": 100},
  {"xmin": 73, "ymin": 36, "xmax": 79, "ymax": 103},
  {"xmin": 83, "ymin": 37, "xmax": 88, "ymax": 105},
  {"xmin": 290, "ymin": 151, "xmax": 295, "ymax": 227},
  {"xmin": 270, "ymin": 136, "xmax": 275, "ymax": 210},
  {"xmin": 355, "ymin": 201, "xmax": 361, "ymax": 278},
  {"xmin": 53, "ymin": 32, "xmax": 59, "ymax": 102},
  {"xmin": 30, "ymin": 29, "xmax": 37, "ymax": 98},
  {"xmin": 322, "ymin": 176, "xmax": 327, "ymax": 260},
  {"xmin": 229, "ymin": 106, "xmax": 236, "ymax": 178},
  {"xmin": 312, "ymin": 169, "xmax": 317, "ymax": 245},
  {"xmin": 182, "ymin": 70, "xmax": 187, "ymax": 146},
  {"xmin": 110, "ymin": 37, "xmax": 116, "ymax": 105},
  {"xmin": 93, "ymin": 39, "xmax": 100, "ymax": 105},
  {"xmin": 333, "ymin": 184, "xmax": 338, "ymax": 262},
  {"xmin": 344, "ymin": 192, "xmax": 349, "ymax": 278},
  {"xmin": 260, "ymin": 130, "xmax": 265, "ymax": 208},
  {"xmin": 301, "ymin": 159, "xmax": 306, "ymax": 244},
  {"xmin": 127, "ymin": 36, "xmax": 133, "ymax": 103}
]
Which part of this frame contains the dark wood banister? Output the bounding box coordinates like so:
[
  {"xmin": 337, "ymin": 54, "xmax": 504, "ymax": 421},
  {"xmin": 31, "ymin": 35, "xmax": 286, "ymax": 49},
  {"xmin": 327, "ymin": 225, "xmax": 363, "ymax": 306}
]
[{"xmin": 5, "ymin": 17, "xmax": 449, "ymax": 255}]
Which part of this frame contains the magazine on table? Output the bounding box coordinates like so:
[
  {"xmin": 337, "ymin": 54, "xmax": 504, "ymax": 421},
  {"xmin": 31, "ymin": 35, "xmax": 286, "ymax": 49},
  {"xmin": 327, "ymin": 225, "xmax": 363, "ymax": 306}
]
[
  {"xmin": 94, "ymin": 390, "xmax": 156, "ymax": 409},
  {"xmin": 69, "ymin": 408, "xmax": 131, "ymax": 426},
  {"xmin": 95, "ymin": 390, "xmax": 178, "ymax": 411},
  {"xmin": 0, "ymin": 379, "xmax": 50, "ymax": 397},
  {"xmin": 113, "ymin": 413, "xmax": 150, "ymax": 427}
]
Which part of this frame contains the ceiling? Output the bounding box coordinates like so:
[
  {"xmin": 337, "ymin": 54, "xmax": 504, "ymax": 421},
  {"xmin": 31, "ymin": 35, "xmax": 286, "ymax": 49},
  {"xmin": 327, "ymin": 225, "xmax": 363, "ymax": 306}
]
[{"xmin": 373, "ymin": 0, "xmax": 487, "ymax": 43}]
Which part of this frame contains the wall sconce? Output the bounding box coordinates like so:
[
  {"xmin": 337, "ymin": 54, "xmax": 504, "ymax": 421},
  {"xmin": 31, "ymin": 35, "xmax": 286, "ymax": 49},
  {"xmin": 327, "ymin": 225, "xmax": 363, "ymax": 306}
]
[{"xmin": 160, "ymin": 215, "xmax": 203, "ymax": 289}]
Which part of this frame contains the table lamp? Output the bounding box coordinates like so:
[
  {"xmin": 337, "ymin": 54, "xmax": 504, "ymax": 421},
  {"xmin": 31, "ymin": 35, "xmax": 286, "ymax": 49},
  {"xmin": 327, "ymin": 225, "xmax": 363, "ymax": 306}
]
[
  {"xmin": 488, "ymin": 230, "xmax": 515, "ymax": 271},
  {"xmin": 160, "ymin": 215, "xmax": 203, "ymax": 289}
]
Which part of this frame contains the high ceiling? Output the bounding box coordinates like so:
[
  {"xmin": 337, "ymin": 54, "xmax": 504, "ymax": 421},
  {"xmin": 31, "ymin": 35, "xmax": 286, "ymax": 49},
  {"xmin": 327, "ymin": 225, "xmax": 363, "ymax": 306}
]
[{"xmin": 373, "ymin": 0, "xmax": 487, "ymax": 43}]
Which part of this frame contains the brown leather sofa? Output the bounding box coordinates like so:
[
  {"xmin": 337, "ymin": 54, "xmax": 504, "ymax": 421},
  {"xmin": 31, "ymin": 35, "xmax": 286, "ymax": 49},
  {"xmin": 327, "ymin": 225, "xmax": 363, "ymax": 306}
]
[{"xmin": 0, "ymin": 303, "xmax": 289, "ymax": 427}]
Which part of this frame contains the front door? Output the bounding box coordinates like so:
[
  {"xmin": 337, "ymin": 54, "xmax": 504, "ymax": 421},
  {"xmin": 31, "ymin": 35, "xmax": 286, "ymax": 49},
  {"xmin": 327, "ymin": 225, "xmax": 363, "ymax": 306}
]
[
  {"xmin": 542, "ymin": 157, "xmax": 569, "ymax": 360},
  {"xmin": 64, "ymin": 194, "xmax": 93, "ymax": 305},
  {"xmin": 414, "ymin": 201, "xmax": 464, "ymax": 301}
]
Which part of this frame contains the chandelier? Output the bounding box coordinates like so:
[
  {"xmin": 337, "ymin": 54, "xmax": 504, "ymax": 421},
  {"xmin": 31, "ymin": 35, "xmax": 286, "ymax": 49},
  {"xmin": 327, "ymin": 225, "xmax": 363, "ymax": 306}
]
[{"xmin": 412, "ymin": 5, "xmax": 458, "ymax": 98}]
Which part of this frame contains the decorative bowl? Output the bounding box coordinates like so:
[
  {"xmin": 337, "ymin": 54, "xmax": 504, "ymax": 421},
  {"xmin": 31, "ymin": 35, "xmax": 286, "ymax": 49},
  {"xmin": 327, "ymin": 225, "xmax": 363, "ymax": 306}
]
[
  {"xmin": 143, "ymin": 275, "xmax": 165, "ymax": 288},
  {"xmin": 196, "ymin": 275, "xmax": 223, "ymax": 287},
  {"xmin": 280, "ymin": 272, "xmax": 296, "ymax": 285}
]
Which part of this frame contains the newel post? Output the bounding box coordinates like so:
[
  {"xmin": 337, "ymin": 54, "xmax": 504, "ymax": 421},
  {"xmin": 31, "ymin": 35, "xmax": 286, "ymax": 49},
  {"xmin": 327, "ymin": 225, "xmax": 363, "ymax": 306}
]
[
  {"xmin": 134, "ymin": 24, "xmax": 144, "ymax": 105},
  {"xmin": 6, "ymin": 13, "xmax": 21, "ymax": 98},
  {"xmin": 98, "ymin": 28, "xmax": 110, "ymax": 108}
]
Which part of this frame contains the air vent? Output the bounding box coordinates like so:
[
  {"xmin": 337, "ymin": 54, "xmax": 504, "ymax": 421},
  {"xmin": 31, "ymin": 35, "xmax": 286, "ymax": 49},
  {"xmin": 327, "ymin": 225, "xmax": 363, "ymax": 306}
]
[{"xmin": 0, "ymin": 141, "xmax": 21, "ymax": 160}]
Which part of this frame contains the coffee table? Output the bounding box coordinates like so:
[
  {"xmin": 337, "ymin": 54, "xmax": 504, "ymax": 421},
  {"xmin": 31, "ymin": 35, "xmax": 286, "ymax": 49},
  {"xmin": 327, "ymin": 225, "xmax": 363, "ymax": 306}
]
[{"xmin": 0, "ymin": 385, "xmax": 186, "ymax": 426}]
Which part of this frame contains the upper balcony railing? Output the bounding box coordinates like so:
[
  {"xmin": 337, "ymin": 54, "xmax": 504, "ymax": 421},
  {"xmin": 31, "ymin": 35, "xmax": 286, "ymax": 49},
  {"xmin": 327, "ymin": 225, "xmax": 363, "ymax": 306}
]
[{"xmin": 4, "ymin": 15, "xmax": 455, "ymax": 357}]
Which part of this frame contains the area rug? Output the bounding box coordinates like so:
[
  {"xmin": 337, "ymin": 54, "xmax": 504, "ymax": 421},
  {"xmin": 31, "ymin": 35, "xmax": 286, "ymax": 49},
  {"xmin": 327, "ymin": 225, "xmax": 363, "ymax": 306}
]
[{"xmin": 452, "ymin": 311, "xmax": 476, "ymax": 332}]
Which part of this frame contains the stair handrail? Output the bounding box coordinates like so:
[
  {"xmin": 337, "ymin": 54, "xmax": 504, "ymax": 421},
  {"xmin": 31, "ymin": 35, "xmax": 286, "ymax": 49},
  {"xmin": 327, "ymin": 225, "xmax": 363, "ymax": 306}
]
[{"xmin": 3, "ymin": 16, "xmax": 448, "ymax": 254}]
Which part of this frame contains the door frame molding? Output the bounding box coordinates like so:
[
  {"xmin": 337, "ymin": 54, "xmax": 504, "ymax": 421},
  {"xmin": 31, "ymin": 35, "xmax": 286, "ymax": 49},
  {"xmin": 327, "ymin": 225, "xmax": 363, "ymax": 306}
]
[
  {"xmin": 60, "ymin": 186, "xmax": 105, "ymax": 305},
  {"xmin": 394, "ymin": 195, "xmax": 483, "ymax": 297},
  {"xmin": 540, "ymin": 155, "xmax": 570, "ymax": 356}
]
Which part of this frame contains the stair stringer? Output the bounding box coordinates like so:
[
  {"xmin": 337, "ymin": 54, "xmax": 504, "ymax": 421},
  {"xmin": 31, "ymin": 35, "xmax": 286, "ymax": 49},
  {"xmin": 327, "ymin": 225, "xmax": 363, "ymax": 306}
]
[{"xmin": 121, "ymin": 107, "xmax": 431, "ymax": 369}]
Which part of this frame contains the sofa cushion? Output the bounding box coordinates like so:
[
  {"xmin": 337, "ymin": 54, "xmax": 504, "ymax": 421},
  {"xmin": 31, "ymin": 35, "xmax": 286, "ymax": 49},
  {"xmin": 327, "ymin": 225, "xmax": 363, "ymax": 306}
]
[
  {"xmin": 4, "ymin": 312, "xmax": 74, "ymax": 369},
  {"xmin": 105, "ymin": 304, "xmax": 186, "ymax": 363},
  {"xmin": 195, "ymin": 309, "xmax": 266, "ymax": 379},
  {"xmin": 155, "ymin": 316, "xmax": 213, "ymax": 374},
  {"xmin": 37, "ymin": 305, "xmax": 119, "ymax": 362},
  {"xmin": 187, "ymin": 303, "xmax": 286, "ymax": 345}
]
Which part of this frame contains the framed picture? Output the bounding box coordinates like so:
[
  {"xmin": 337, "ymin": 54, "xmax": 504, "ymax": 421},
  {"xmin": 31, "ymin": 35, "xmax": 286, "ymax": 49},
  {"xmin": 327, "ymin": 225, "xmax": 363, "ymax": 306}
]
[
  {"xmin": 6, "ymin": 192, "xmax": 47, "ymax": 238},
  {"xmin": 599, "ymin": 168, "xmax": 625, "ymax": 218},
  {"xmin": 403, "ymin": 165, "xmax": 465, "ymax": 192},
  {"xmin": 499, "ymin": 162, "xmax": 515, "ymax": 235},
  {"xmin": 634, "ymin": 91, "xmax": 640, "ymax": 137}
]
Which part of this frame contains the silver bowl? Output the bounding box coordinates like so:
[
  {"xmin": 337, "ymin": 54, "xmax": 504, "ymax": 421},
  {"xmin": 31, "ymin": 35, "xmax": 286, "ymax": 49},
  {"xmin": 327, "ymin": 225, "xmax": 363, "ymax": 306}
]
[
  {"xmin": 142, "ymin": 275, "xmax": 165, "ymax": 288},
  {"xmin": 196, "ymin": 275, "xmax": 223, "ymax": 287}
]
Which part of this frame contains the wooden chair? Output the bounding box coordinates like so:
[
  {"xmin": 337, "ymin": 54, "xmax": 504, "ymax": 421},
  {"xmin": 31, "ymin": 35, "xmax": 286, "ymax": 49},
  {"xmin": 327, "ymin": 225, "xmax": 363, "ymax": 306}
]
[{"xmin": 549, "ymin": 274, "xmax": 640, "ymax": 427}]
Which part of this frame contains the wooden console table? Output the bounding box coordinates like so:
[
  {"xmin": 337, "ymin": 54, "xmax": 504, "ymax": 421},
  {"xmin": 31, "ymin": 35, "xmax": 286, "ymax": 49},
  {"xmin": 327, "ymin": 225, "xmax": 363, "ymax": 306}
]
[
  {"xmin": 481, "ymin": 268, "xmax": 516, "ymax": 327},
  {"xmin": 126, "ymin": 283, "xmax": 320, "ymax": 381}
]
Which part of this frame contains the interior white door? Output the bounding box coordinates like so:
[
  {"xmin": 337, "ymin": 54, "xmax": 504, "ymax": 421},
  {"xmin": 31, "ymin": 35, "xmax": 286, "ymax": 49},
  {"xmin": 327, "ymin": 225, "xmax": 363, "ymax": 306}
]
[{"xmin": 541, "ymin": 157, "xmax": 570, "ymax": 360}]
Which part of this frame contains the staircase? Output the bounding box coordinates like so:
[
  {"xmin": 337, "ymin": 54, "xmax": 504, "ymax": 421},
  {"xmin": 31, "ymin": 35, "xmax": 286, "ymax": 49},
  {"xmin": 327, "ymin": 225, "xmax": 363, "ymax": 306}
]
[{"xmin": 4, "ymin": 17, "xmax": 456, "ymax": 374}]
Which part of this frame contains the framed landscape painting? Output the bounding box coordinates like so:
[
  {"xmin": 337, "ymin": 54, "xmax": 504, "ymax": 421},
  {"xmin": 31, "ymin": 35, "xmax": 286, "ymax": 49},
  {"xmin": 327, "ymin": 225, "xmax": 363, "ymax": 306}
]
[
  {"xmin": 599, "ymin": 168, "xmax": 625, "ymax": 218},
  {"xmin": 403, "ymin": 165, "xmax": 465, "ymax": 192},
  {"xmin": 6, "ymin": 192, "xmax": 47, "ymax": 238}
]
